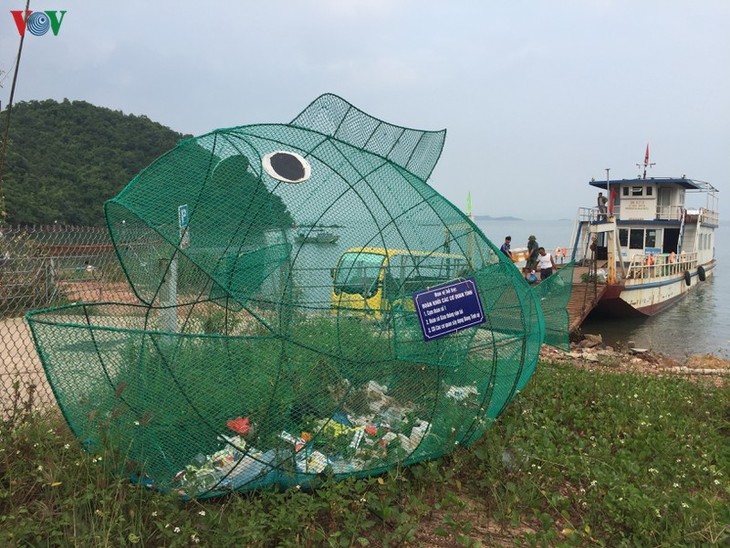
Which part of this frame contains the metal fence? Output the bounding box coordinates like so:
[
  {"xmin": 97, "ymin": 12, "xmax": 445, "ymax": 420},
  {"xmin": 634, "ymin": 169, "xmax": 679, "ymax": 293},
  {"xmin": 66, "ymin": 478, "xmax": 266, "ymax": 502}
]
[{"xmin": 0, "ymin": 225, "xmax": 135, "ymax": 417}]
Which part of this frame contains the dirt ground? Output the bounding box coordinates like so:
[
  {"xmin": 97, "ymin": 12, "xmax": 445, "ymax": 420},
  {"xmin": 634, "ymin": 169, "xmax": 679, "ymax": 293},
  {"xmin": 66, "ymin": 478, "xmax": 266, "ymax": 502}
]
[
  {"xmin": 1, "ymin": 281, "xmax": 139, "ymax": 411},
  {"xmin": 0, "ymin": 316, "xmax": 51, "ymax": 409}
]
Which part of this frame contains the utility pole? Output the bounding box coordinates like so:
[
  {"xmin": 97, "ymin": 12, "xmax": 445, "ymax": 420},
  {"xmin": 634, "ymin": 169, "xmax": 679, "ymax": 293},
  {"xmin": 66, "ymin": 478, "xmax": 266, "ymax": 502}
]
[{"xmin": 0, "ymin": 0, "xmax": 32, "ymax": 226}]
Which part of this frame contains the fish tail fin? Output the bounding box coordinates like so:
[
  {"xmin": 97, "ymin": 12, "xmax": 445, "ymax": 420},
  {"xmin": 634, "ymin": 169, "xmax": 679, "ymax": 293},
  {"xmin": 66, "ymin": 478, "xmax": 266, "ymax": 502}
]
[{"xmin": 291, "ymin": 93, "xmax": 446, "ymax": 181}]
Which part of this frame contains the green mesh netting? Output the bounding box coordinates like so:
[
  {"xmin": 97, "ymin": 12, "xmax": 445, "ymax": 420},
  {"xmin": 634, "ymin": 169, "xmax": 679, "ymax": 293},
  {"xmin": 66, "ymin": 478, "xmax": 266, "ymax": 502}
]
[
  {"xmin": 27, "ymin": 94, "xmax": 572, "ymax": 498},
  {"xmin": 533, "ymin": 261, "xmax": 575, "ymax": 351}
]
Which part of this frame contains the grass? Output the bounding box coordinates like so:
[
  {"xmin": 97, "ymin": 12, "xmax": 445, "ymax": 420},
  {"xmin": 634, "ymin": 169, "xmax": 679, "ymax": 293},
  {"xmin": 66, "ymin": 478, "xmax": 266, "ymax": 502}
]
[{"xmin": 1, "ymin": 360, "xmax": 728, "ymax": 546}]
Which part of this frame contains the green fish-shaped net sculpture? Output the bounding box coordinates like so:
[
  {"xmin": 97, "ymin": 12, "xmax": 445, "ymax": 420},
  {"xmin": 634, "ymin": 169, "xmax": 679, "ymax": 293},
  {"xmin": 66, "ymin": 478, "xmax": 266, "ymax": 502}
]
[{"xmin": 27, "ymin": 94, "xmax": 573, "ymax": 497}]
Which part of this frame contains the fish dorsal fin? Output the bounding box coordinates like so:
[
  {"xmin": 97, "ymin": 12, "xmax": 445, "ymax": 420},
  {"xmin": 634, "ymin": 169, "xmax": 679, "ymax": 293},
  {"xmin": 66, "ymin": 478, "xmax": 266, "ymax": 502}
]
[{"xmin": 291, "ymin": 93, "xmax": 446, "ymax": 181}]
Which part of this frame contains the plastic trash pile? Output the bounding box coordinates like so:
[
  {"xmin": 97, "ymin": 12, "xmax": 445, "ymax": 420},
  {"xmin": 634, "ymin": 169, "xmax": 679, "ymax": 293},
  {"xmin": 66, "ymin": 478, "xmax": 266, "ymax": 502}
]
[{"xmin": 172, "ymin": 380, "xmax": 475, "ymax": 497}]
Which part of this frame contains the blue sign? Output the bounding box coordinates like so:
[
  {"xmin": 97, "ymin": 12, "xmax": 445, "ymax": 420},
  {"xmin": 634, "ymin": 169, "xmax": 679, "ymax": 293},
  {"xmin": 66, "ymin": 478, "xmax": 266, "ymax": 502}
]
[
  {"xmin": 178, "ymin": 204, "xmax": 189, "ymax": 228},
  {"xmin": 412, "ymin": 277, "xmax": 486, "ymax": 341}
]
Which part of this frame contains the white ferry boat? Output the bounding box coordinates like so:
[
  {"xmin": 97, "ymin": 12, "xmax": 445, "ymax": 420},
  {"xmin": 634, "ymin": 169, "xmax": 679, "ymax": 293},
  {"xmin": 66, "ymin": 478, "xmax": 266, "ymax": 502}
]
[{"xmin": 568, "ymin": 151, "xmax": 719, "ymax": 317}]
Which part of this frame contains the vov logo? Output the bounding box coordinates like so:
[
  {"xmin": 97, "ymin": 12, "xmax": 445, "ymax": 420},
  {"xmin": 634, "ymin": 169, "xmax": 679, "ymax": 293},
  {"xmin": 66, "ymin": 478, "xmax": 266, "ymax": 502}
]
[{"xmin": 10, "ymin": 10, "xmax": 67, "ymax": 36}]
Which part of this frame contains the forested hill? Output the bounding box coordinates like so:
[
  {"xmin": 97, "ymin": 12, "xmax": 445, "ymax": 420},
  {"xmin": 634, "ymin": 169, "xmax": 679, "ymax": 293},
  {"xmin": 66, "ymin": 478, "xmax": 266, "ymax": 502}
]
[{"xmin": 0, "ymin": 99, "xmax": 189, "ymax": 225}]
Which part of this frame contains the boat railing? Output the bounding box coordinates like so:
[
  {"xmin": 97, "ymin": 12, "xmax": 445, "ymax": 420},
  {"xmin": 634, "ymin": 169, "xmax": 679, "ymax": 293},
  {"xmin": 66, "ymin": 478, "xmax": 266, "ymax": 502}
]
[
  {"xmin": 699, "ymin": 207, "xmax": 720, "ymax": 226},
  {"xmin": 576, "ymin": 207, "xmax": 595, "ymax": 223},
  {"xmin": 655, "ymin": 205, "xmax": 684, "ymax": 221},
  {"xmin": 586, "ymin": 205, "xmax": 611, "ymax": 223},
  {"xmin": 625, "ymin": 251, "xmax": 698, "ymax": 281}
]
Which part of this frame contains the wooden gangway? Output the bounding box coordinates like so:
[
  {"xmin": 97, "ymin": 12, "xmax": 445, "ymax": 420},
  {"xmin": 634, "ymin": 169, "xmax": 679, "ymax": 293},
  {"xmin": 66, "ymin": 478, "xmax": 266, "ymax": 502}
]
[{"xmin": 566, "ymin": 265, "xmax": 607, "ymax": 333}]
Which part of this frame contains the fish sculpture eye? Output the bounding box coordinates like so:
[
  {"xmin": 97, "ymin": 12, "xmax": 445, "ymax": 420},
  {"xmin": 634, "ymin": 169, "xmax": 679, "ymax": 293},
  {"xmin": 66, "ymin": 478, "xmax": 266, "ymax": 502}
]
[{"xmin": 262, "ymin": 150, "xmax": 311, "ymax": 183}]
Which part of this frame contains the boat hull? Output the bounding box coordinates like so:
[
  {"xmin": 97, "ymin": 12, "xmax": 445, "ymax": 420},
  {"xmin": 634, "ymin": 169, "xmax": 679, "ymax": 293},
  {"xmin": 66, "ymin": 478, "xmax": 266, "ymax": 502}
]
[{"xmin": 593, "ymin": 261, "xmax": 715, "ymax": 317}]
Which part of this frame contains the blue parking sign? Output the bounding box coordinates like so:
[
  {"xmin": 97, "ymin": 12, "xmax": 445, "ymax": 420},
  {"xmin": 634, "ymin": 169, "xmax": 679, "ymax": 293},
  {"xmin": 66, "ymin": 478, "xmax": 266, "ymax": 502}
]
[{"xmin": 178, "ymin": 204, "xmax": 189, "ymax": 228}]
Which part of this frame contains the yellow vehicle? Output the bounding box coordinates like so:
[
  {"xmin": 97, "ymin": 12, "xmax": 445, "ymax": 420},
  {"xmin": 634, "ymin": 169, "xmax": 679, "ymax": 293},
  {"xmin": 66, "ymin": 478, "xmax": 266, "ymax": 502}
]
[{"xmin": 330, "ymin": 247, "xmax": 470, "ymax": 319}]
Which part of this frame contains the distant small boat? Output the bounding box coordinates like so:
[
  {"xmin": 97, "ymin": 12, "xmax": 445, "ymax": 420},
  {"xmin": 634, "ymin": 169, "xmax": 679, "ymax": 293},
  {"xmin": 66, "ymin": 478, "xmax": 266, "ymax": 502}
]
[{"xmin": 294, "ymin": 230, "xmax": 340, "ymax": 244}]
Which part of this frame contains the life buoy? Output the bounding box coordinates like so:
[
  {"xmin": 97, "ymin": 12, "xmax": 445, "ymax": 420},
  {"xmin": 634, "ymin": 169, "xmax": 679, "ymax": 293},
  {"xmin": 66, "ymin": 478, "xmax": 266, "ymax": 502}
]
[
  {"xmin": 684, "ymin": 270, "xmax": 691, "ymax": 286},
  {"xmin": 697, "ymin": 265, "xmax": 706, "ymax": 282}
]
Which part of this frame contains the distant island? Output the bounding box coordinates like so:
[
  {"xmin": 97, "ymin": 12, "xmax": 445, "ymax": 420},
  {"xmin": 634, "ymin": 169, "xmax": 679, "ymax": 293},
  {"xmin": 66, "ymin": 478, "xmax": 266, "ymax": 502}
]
[{"xmin": 473, "ymin": 215, "xmax": 523, "ymax": 221}]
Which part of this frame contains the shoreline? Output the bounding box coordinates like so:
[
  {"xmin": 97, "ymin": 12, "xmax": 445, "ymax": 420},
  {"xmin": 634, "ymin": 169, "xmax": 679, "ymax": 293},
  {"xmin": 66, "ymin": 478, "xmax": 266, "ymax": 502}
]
[{"xmin": 541, "ymin": 332, "xmax": 730, "ymax": 388}]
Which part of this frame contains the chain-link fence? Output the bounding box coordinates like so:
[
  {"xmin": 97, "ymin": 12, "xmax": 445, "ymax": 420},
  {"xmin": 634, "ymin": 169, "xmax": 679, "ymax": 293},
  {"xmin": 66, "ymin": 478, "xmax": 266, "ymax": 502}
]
[{"xmin": 0, "ymin": 224, "xmax": 135, "ymax": 417}]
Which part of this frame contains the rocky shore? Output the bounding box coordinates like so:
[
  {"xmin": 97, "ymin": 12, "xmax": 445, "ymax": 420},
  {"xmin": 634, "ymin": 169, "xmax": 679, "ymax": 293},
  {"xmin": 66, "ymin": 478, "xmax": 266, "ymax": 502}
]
[{"xmin": 541, "ymin": 333, "xmax": 730, "ymax": 388}]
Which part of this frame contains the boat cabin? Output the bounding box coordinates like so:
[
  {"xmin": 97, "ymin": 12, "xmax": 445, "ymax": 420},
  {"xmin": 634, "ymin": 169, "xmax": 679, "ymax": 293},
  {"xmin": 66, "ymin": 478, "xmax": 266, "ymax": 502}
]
[
  {"xmin": 571, "ymin": 176, "xmax": 719, "ymax": 283},
  {"xmin": 567, "ymin": 163, "xmax": 719, "ymax": 319}
]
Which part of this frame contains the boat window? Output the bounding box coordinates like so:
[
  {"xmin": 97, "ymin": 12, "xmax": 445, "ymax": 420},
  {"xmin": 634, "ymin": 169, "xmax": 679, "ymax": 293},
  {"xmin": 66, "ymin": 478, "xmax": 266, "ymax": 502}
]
[
  {"xmin": 622, "ymin": 187, "xmax": 629, "ymax": 197},
  {"xmin": 619, "ymin": 229, "xmax": 629, "ymax": 247},
  {"xmin": 629, "ymin": 229, "xmax": 644, "ymax": 249},
  {"xmin": 645, "ymin": 229, "xmax": 657, "ymax": 248},
  {"xmin": 646, "ymin": 186, "xmax": 653, "ymax": 197},
  {"xmin": 631, "ymin": 186, "xmax": 643, "ymax": 197},
  {"xmin": 333, "ymin": 252, "xmax": 385, "ymax": 296}
]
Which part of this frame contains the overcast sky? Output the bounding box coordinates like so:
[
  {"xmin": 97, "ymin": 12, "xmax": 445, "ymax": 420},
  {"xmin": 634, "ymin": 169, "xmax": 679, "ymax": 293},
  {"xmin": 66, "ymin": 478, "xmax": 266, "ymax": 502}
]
[{"xmin": 2, "ymin": 0, "xmax": 728, "ymax": 221}]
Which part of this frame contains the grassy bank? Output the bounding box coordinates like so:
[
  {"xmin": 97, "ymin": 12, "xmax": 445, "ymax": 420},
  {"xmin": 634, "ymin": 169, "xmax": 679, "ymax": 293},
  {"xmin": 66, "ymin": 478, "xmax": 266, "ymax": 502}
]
[{"xmin": 1, "ymin": 361, "xmax": 728, "ymax": 546}]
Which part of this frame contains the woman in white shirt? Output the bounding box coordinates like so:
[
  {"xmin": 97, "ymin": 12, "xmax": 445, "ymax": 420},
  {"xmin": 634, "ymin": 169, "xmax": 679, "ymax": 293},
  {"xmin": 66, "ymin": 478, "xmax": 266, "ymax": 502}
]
[{"xmin": 536, "ymin": 247, "xmax": 557, "ymax": 280}]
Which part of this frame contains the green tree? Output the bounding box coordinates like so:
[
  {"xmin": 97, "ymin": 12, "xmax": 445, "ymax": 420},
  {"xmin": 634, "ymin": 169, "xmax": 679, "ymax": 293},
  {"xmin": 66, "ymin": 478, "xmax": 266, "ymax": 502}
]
[{"xmin": 0, "ymin": 99, "xmax": 189, "ymax": 225}]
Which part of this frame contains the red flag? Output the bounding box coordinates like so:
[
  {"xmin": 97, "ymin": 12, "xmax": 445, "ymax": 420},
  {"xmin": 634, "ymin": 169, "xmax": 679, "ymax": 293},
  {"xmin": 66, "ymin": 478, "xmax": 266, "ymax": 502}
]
[
  {"xmin": 642, "ymin": 144, "xmax": 650, "ymax": 179},
  {"xmin": 609, "ymin": 189, "xmax": 617, "ymax": 215}
]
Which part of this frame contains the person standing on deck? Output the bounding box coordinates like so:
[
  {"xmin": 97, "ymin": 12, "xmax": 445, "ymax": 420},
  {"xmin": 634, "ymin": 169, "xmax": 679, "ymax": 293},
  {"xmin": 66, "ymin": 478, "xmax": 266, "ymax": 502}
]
[{"xmin": 597, "ymin": 192, "xmax": 608, "ymax": 221}]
